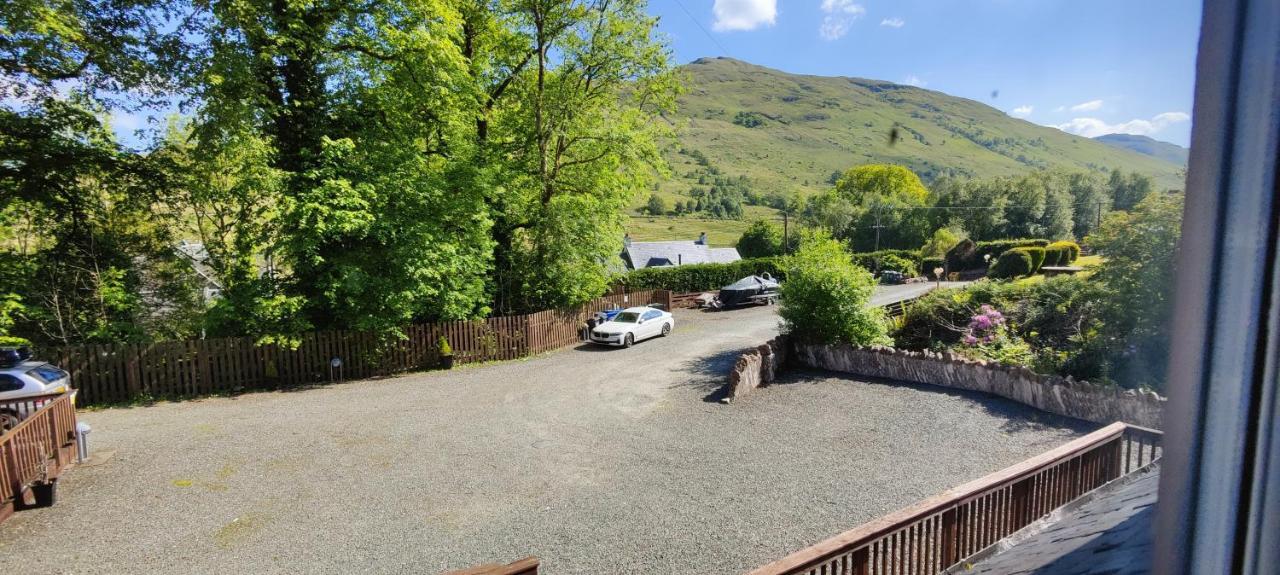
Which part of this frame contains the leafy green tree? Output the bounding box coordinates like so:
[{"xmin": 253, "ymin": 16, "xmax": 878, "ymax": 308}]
[
  {"xmin": 1087, "ymin": 191, "xmax": 1183, "ymax": 388},
  {"xmin": 736, "ymin": 220, "xmax": 783, "ymax": 258},
  {"xmin": 920, "ymin": 225, "xmax": 966, "ymax": 258},
  {"xmin": 1108, "ymin": 170, "xmax": 1155, "ymax": 211},
  {"xmin": 779, "ymin": 231, "xmax": 889, "ymax": 345},
  {"xmin": 1067, "ymin": 171, "xmax": 1110, "ymax": 239},
  {"xmin": 645, "ymin": 194, "xmax": 668, "ymax": 216}
]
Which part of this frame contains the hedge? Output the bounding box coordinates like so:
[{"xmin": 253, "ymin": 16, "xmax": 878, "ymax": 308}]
[
  {"xmin": 1023, "ymin": 246, "xmax": 1046, "ymax": 273},
  {"xmin": 946, "ymin": 238, "xmax": 1051, "ymax": 271},
  {"xmin": 1046, "ymin": 241, "xmax": 1081, "ymax": 265},
  {"xmin": 617, "ymin": 257, "xmax": 785, "ymax": 292},
  {"xmin": 850, "ymin": 249, "xmax": 922, "ymax": 275},
  {"xmin": 988, "ymin": 248, "xmax": 1035, "ymax": 279}
]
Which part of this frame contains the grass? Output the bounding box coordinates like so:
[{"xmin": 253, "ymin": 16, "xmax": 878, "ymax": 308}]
[
  {"xmin": 1013, "ymin": 255, "xmax": 1105, "ymax": 286},
  {"xmin": 623, "ymin": 205, "xmax": 785, "ymax": 246}
]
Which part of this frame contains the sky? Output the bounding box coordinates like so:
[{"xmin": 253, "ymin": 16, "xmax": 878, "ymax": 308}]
[{"xmin": 648, "ymin": 0, "xmax": 1203, "ymax": 146}]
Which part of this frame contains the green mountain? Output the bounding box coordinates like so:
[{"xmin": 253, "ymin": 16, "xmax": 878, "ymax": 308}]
[
  {"xmin": 654, "ymin": 57, "xmax": 1186, "ymax": 205},
  {"xmin": 1093, "ymin": 133, "xmax": 1189, "ymax": 165}
]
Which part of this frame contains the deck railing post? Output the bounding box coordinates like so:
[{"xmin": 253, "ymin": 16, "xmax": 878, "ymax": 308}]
[{"xmin": 940, "ymin": 507, "xmax": 959, "ymax": 568}]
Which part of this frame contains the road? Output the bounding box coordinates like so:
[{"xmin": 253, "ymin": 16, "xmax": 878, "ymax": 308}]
[{"xmin": 0, "ymin": 282, "xmax": 1082, "ymax": 575}]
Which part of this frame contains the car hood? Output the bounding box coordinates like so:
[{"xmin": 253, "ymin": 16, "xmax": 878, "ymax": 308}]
[{"xmin": 594, "ymin": 321, "xmax": 636, "ymax": 333}]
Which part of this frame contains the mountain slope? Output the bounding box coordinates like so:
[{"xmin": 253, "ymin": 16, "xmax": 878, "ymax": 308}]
[
  {"xmin": 1093, "ymin": 133, "xmax": 1189, "ymax": 165},
  {"xmin": 656, "ymin": 58, "xmax": 1186, "ymax": 202}
]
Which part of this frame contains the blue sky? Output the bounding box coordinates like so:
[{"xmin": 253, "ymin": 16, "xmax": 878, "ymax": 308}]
[{"xmin": 649, "ymin": 0, "xmax": 1202, "ymax": 146}]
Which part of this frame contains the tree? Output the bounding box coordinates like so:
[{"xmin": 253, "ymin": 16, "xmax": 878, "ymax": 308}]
[
  {"xmin": 1068, "ymin": 172, "xmax": 1110, "ymax": 239},
  {"xmin": 1087, "ymin": 191, "xmax": 1183, "ymax": 388},
  {"xmin": 778, "ymin": 231, "xmax": 889, "ymax": 346},
  {"xmin": 645, "ymin": 194, "xmax": 668, "ymax": 216},
  {"xmin": 736, "ymin": 220, "xmax": 783, "ymax": 258},
  {"xmin": 833, "ymin": 165, "xmax": 931, "ymax": 251},
  {"xmin": 920, "ymin": 225, "xmax": 966, "ymax": 258},
  {"xmin": 1109, "ymin": 170, "xmax": 1154, "ymax": 211}
]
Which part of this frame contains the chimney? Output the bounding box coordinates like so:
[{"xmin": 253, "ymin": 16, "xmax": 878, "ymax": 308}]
[{"xmin": 697, "ymin": 232, "xmax": 708, "ymax": 245}]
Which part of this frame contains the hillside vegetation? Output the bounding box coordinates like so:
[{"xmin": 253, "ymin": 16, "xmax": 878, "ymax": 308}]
[
  {"xmin": 648, "ymin": 57, "xmax": 1185, "ymax": 216},
  {"xmin": 1094, "ymin": 134, "xmax": 1189, "ymax": 165}
]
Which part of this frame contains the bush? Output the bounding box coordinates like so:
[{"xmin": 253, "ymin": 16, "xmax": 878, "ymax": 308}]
[
  {"xmin": 779, "ymin": 232, "xmax": 890, "ymax": 346},
  {"xmin": 948, "ymin": 238, "xmax": 1050, "ymax": 271},
  {"xmin": 850, "ymin": 249, "xmax": 922, "ymax": 275},
  {"xmin": 1047, "ymin": 240, "xmax": 1080, "ymax": 264},
  {"xmin": 736, "ymin": 220, "xmax": 784, "ymax": 258},
  {"xmin": 988, "ymin": 248, "xmax": 1034, "ymax": 279},
  {"xmin": 1023, "ymin": 246, "xmax": 1046, "ymax": 273},
  {"xmin": 1043, "ymin": 245, "xmax": 1065, "ymax": 266},
  {"xmin": 617, "ymin": 257, "xmax": 784, "ymax": 293}
]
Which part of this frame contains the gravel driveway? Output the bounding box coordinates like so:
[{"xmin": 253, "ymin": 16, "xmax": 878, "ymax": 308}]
[{"xmin": 0, "ymin": 294, "xmax": 1090, "ymax": 575}]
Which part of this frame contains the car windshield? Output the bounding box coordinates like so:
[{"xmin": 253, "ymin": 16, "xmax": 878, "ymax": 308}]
[
  {"xmin": 27, "ymin": 364, "xmax": 68, "ymax": 384},
  {"xmin": 613, "ymin": 312, "xmax": 640, "ymax": 323}
]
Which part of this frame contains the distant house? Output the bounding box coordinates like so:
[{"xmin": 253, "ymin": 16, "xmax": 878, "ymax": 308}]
[{"xmin": 621, "ymin": 232, "xmax": 742, "ymax": 270}]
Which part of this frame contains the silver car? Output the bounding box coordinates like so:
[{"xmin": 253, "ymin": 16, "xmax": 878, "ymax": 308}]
[{"xmin": 0, "ymin": 348, "xmax": 71, "ymax": 430}]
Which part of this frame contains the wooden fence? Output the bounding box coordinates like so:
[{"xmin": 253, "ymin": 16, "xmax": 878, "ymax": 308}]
[
  {"xmin": 1, "ymin": 392, "xmax": 78, "ymax": 524},
  {"xmin": 747, "ymin": 422, "xmax": 1162, "ymax": 575},
  {"xmin": 53, "ymin": 290, "xmax": 670, "ymax": 405}
]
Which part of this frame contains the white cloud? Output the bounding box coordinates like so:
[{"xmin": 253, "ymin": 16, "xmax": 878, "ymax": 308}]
[
  {"xmin": 1010, "ymin": 105, "xmax": 1033, "ymax": 118},
  {"xmin": 712, "ymin": 0, "xmax": 777, "ymax": 31},
  {"xmin": 1054, "ymin": 105, "xmax": 1066, "ymax": 113},
  {"xmin": 819, "ymin": 0, "xmax": 865, "ymax": 40},
  {"xmin": 1070, "ymin": 99, "xmax": 1103, "ymax": 112},
  {"xmin": 1055, "ymin": 111, "xmax": 1190, "ymax": 138},
  {"xmin": 903, "ymin": 75, "xmax": 926, "ymax": 87},
  {"xmin": 880, "ymin": 17, "xmax": 905, "ymax": 28}
]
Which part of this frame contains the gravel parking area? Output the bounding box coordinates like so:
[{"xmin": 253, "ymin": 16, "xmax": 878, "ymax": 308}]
[{"xmin": 0, "ymin": 294, "xmax": 1091, "ymax": 574}]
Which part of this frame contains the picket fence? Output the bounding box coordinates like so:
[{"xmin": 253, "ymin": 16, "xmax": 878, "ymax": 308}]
[{"xmin": 52, "ymin": 290, "xmax": 670, "ymax": 405}]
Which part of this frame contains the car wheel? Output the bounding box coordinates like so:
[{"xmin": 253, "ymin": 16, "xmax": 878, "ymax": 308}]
[
  {"xmin": 0, "ymin": 410, "xmax": 18, "ymax": 432},
  {"xmin": 661, "ymin": 322, "xmax": 671, "ymax": 336},
  {"xmin": 623, "ymin": 333, "xmax": 634, "ymax": 348}
]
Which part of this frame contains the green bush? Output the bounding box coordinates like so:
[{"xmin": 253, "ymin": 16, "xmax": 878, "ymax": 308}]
[
  {"xmin": 617, "ymin": 257, "xmax": 784, "ymax": 293},
  {"xmin": 850, "ymin": 249, "xmax": 922, "ymax": 275},
  {"xmin": 1023, "ymin": 246, "xmax": 1046, "ymax": 273},
  {"xmin": 736, "ymin": 220, "xmax": 784, "ymax": 258},
  {"xmin": 779, "ymin": 232, "xmax": 890, "ymax": 346},
  {"xmin": 988, "ymin": 248, "xmax": 1034, "ymax": 279},
  {"xmin": 947, "ymin": 238, "xmax": 1051, "ymax": 271},
  {"xmin": 1043, "ymin": 245, "xmax": 1065, "ymax": 267},
  {"xmin": 1047, "ymin": 240, "xmax": 1081, "ymax": 264}
]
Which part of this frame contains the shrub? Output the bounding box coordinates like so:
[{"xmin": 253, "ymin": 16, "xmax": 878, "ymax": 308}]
[
  {"xmin": 438, "ymin": 336, "xmax": 452, "ymax": 356},
  {"xmin": 948, "ymin": 238, "xmax": 1050, "ymax": 271},
  {"xmin": 779, "ymin": 232, "xmax": 890, "ymax": 346},
  {"xmin": 617, "ymin": 257, "xmax": 784, "ymax": 293},
  {"xmin": 850, "ymin": 249, "xmax": 922, "ymax": 275},
  {"xmin": 1047, "ymin": 240, "xmax": 1081, "ymax": 264},
  {"xmin": 988, "ymin": 248, "xmax": 1034, "ymax": 279},
  {"xmin": 1043, "ymin": 245, "xmax": 1065, "ymax": 267},
  {"xmin": 736, "ymin": 220, "xmax": 784, "ymax": 258},
  {"xmin": 1023, "ymin": 246, "xmax": 1046, "ymax": 273}
]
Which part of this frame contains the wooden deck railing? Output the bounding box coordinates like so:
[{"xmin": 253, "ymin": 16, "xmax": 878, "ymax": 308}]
[
  {"xmin": 747, "ymin": 422, "xmax": 1162, "ymax": 575},
  {"xmin": 1, "ymin": 392, "xmax": 78, "ymax": 523}
]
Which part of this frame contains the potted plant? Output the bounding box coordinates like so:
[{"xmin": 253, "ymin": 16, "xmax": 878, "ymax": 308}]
[{"xmin": 438, "ymin": 336, "xmax": 454, "ymax": 369}]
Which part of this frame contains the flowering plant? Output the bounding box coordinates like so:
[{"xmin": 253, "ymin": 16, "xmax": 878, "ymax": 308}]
[{"xmin": 958, "ymin": 304, "xmax": 1033, "ymax": 366}]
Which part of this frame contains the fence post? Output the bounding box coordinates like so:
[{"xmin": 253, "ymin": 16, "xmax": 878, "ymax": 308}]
[{"xmin": 941, "ymin": 507, "xmax": 959, "ymax": 567}]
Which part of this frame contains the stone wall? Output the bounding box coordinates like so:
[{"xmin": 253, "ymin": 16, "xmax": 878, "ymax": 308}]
[
  {"xmin": 793, "ymin": 344, "xmax": 1165, "ymax": 429},
  {"xmin": 725, "ymin": 335, "xmax": 789, "ymax": 402}
]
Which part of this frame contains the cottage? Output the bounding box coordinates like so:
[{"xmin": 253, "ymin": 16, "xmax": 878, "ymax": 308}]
[{"xmin": 620, "ymin": 232, "xmax": 741, "ymax": 270}]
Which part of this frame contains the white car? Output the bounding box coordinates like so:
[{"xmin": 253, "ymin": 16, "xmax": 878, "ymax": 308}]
[
  {"xmin": 0, "ymin": 347, "xmax": 71, "ymax": 430},
  {"xmin": 588, "ymin": 306, "xmax": 674, "ymax": 348}
]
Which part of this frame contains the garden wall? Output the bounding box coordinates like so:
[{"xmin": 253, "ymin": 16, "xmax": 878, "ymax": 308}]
[
  {"xmin": 792, "ymin": 344, "xmax": 1165, "ymax": 428},
  {"xmin": 725, "ymin": 335, "xmax": 789, "ymax": 402}
]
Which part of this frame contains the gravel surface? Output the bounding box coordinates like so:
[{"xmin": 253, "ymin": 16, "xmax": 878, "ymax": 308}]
[{"xmin": 0, "ymin": 287, "xmax": 1090, "ymax": 575}]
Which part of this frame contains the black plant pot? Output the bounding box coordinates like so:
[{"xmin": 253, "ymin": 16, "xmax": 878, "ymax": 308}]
[{"xmin": 441, "ymin": 355, "xmax": 454, "ymax": 370}]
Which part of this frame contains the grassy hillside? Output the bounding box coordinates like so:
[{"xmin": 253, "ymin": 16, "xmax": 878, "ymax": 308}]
[
  {"xmin": 654, "ymin": 57, "xmax": 1184, "ymax": 199},
  {"xmin": 1093, "ymin": 134, "xmax": 1189, "ymax": 165},
  {"xmin": 631, "ymin": 57, "xmax": 1186, "ymax": 243}
]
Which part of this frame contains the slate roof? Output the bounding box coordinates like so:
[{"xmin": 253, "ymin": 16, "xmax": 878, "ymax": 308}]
[
  {"xmin": 622, "ymin": 240, "xmax": 741, "ymax": 270},
  {"xmin": 951, "ymin": 465, "xmax": 1159, "ymax": 575}
]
